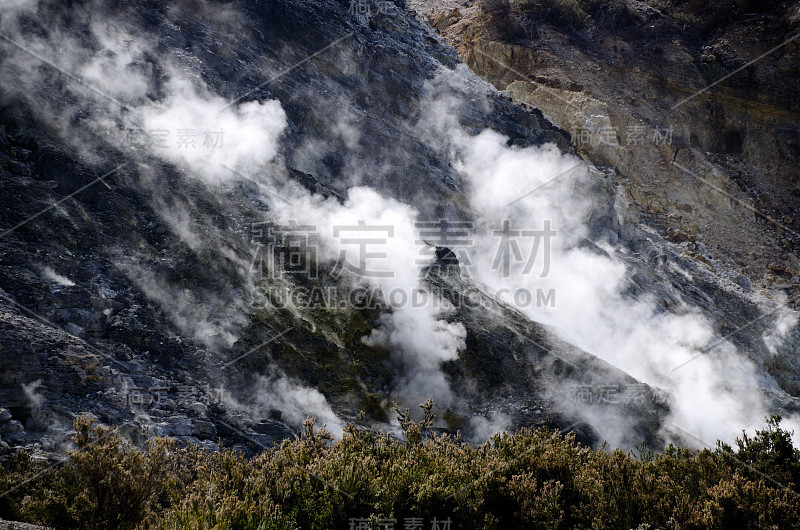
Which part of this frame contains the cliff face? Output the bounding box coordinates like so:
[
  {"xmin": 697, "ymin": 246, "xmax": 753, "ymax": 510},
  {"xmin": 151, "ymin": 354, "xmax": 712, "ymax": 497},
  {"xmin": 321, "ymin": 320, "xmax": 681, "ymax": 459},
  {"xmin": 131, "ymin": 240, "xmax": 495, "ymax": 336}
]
[
  {"xmin": 411, "ymin": 0, "xmax": 800, "ymax": 395},
  {"xmin": 0, "ymin": 0, "xmax": 797, "ymax": 459},
  {"xmin": 411, "ymin": 0, "xmax": 800, "ymax": 283}
]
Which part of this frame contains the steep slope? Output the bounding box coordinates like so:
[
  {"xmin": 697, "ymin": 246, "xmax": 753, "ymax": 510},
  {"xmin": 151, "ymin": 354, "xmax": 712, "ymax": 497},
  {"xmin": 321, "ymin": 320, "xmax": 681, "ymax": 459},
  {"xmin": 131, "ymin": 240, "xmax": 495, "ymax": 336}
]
[
  {"xmin": 0, "ymin": 0, "xmax": 796, "ymax": 460},
  {"xmin": 411, "ymin": 0, "xmax": 800, "ymax": 414},
  {"xmin": 411, "ymin": 0, "xmax": 800, "ymax": 299}
]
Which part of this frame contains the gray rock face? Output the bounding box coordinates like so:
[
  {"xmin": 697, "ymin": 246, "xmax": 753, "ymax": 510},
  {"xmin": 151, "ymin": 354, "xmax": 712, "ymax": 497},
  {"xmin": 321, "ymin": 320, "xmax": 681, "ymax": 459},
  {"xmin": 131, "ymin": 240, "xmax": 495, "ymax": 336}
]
[
  {"xmin": 0, "ymin": 0, "xmax": 796, "ymax": 458},
  {"xmin": 193, "ymin": 420, "xmax": 217, "ymax": 440}
]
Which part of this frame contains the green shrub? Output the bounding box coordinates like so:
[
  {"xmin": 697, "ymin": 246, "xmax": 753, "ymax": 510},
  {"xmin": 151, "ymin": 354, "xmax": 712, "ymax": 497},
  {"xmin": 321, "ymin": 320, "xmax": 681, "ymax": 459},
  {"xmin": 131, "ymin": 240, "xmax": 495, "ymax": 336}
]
[
  {"xmin": 0, "ymin": 416, "xmax": 175, "ymax": 529},
  {"xmin": 1, "ymin": 411, "xmax": 800, "ymax": 528}
]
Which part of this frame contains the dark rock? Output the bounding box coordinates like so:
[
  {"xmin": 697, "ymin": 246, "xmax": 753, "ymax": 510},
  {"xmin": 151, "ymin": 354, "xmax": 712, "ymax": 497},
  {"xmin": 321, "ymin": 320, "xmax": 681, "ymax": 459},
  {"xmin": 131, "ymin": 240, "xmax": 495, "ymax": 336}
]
[
  {"xmin": 251, "ymin": 419, "xmax": 294, "ymax": 439},
  {"xmin": 734, "ymin": 274, "xmax": 753, "ymax": 292},
  {"xmin": 193, "ymin": 420, "xmax": 216, "ymax": 439}
]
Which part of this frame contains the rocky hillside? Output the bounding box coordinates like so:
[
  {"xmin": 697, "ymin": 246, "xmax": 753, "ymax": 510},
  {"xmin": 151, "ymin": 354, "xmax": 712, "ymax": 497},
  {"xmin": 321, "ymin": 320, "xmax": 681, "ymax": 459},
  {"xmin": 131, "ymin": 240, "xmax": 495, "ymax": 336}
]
[
  {"xmin": 412, "ymin": 0, "xmax": 800, "ymax": 294},
  {"xmin": 0, "ymin": 0, "xmax": 797, "ymax": 464},
  {"xmin": 410, "ymin": 0, "xmax": 800, "ymax": 429}
]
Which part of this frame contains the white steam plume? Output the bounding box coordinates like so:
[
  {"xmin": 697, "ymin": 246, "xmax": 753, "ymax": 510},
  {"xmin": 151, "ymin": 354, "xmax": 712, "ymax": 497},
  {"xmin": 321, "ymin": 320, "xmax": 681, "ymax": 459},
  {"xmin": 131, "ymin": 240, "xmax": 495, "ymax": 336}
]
[
  {"xmin": 418, "ymin": 67, "xmax": 795, "ymax": 446},
  {"xmin": 138, "ymin": 75, "xmax": 287, "ymax": 186},
  {"xmin": 266, "ymin": 185, "xmax": 468, "ymax": 407}
]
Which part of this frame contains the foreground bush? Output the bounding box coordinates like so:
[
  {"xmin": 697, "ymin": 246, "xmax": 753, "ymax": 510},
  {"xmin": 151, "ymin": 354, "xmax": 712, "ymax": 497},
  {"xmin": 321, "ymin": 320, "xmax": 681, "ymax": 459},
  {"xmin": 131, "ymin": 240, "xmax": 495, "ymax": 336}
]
[{"xmin": 1, "ymin": 408, "xmax": 800, "ymax": 529}]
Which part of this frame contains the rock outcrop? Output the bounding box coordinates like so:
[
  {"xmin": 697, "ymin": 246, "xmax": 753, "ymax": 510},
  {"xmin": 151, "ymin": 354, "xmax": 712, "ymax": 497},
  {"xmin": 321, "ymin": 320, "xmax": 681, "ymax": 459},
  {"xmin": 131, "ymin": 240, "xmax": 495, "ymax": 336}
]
[
  {"xmin": 410, "ymin": 0, "xmax": 800, "ymax": 294},
  {"xmin": 0, "ymin": 0, "xmax": 797, "ymax": 462}
]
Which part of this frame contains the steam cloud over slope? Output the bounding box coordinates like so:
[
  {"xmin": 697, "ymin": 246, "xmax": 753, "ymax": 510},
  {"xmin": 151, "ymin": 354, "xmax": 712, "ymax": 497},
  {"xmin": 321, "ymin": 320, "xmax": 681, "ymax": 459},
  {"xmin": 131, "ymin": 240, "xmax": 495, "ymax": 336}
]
[{"xmin": 0, "ymin": 0, "xmax": 797, "ymax": 450}]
